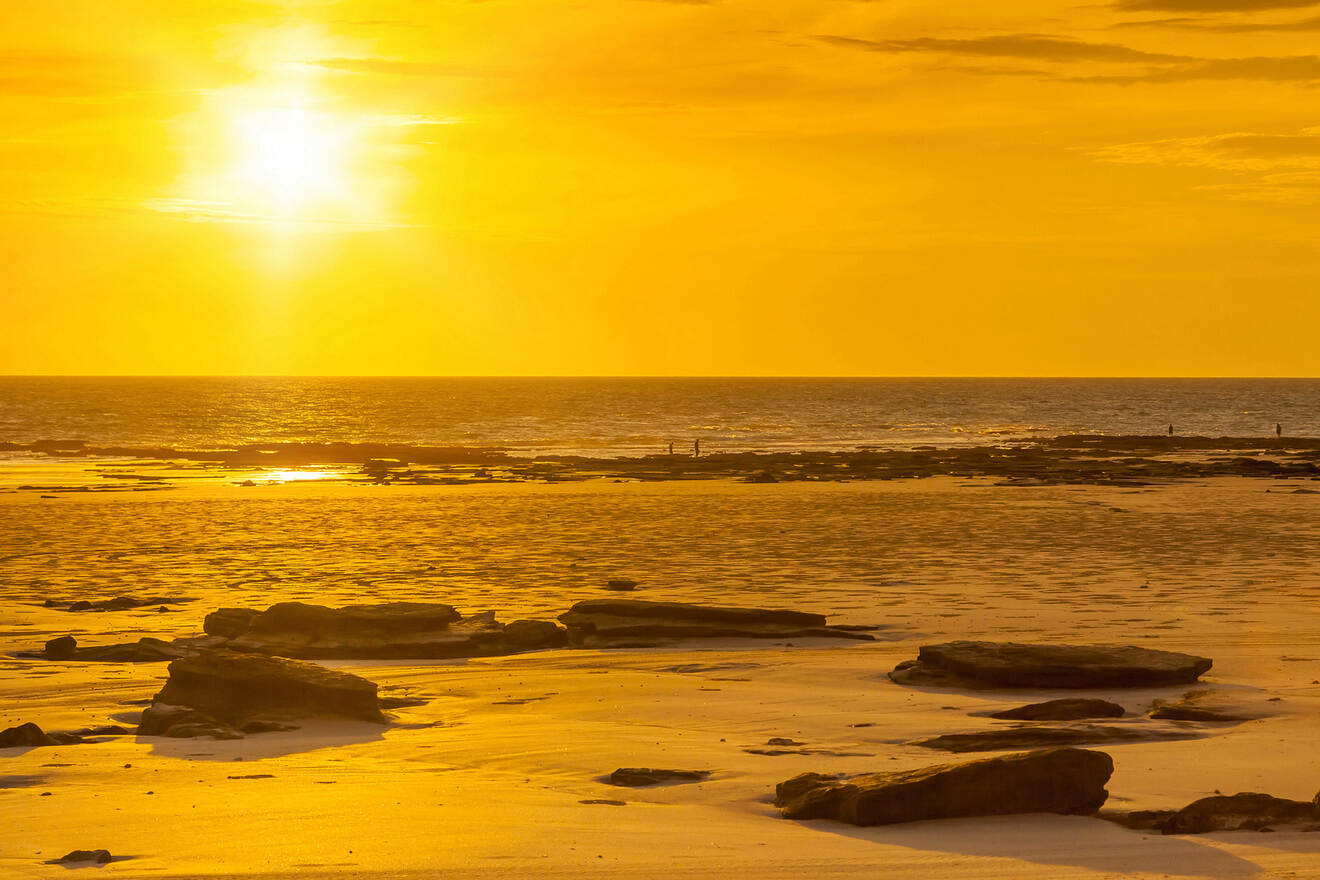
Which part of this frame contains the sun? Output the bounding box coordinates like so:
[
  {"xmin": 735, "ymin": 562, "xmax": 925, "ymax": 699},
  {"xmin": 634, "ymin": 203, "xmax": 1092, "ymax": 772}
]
[{"xmin": 227, "ymin": 103, "xmax": 361, "ymax": 218}]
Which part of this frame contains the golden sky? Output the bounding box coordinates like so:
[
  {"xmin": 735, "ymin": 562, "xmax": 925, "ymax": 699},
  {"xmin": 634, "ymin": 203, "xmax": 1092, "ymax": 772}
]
[{"xmin": 5, "ymin": 0, "xmax": 1320, "ymax": 376}]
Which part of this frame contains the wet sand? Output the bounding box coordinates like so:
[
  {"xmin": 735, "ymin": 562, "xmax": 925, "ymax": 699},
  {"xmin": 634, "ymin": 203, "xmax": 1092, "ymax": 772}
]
[{"xmin": 4, "ymin": 476, "xmax": 1320, "ymax": 877}]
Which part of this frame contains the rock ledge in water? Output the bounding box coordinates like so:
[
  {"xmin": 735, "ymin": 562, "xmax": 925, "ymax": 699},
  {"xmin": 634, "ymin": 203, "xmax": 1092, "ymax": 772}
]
[
  {"xmin": 608, "ymin": 768, "xmax": 711, "ymax": 787},
  {"xmin": 988, "ymin": 698, "xmax": 1126, "ymax": 721},
  {"xmin": 1107, "ymin": 792, "xmax": 1320, "ymax": 834},
  {"xmin": 775, "ymin": 747, "xmax": 1114, "ymax": 826},
  {"xmin": 559, "ymin": 599, "xmax": 875, "ymax": 647},
  {"xmin": 891, "ymin": 641, "xmax": 1212, "ymax": 689}
]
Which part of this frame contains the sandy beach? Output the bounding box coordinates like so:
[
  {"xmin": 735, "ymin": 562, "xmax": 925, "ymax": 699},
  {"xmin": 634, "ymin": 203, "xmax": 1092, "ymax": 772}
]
[{"xmin": 5, "ymin": 475, "xmax": 1320, "ymax": 878}]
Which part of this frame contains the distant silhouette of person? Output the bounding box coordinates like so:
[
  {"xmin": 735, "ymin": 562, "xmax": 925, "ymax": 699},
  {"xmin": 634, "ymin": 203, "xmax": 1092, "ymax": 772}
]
[
  {"xmin": 1276, "ymin": 423, "xmax": 1283, "ymax": 438},
  {"xmin": 694, "ymin": 438, "xmax": 701, "ymax": 458},
  {"xmin": 668, "ymin": 441, "xmax": 674, "ymax": 455},
  {"xmin": 1168, "ymin": 424, "xmax": 1174, "ymax": 436}
]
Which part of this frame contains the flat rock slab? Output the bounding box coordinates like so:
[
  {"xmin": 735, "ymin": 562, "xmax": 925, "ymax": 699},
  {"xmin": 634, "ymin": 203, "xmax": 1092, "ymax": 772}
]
[
  {"xmin": 139, "ymin": 651, "xmax": 386, "ymax": 738},
  {"xmin": 608, "ymin": 768, "xmax": 711, "ymax": 787},
  {"xmin": 1148, "ymin": 689, "xmax": 1275, "ymax": 723},
  {"xmin": 776, "ymin": 747, "xmax": 1113, "ymax": 826},
  {"xmin": 891, "ymin": 641, "xmax": 1212, "ymax": 689},
  {"xmin": 1106, "ymin": 793, "xmax": 1320, "ymax": 834},
  {"xmin": 988, "ymin": 698, "xmax": 1126, "ymax": 721},
  {"xmin": 212, "ymin": 602, "xmax": 565, "ymax": 660},
  {"xmin": 559, "ymin": 599, "xmax": 874, "ymax": 647},
  {"xmin": 911, "ymin": 723, "xmax": 1199, "ymax": 753}
]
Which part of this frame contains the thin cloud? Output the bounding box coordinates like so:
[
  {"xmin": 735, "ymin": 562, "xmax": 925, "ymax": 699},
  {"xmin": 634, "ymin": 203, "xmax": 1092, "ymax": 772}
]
[
  {"xmin": 1114, "ymin": 0, "xmax": 1320, "ymax": 10},
  {"xmin": 1071, "ymin": 55, "xmax": 1320, "ymax": 83},
  {"xmin": 815, "ymin": 33, "xmax": 1189, "ymax": 63},
  {"xmin": 1115, "ymin": 13, "xmax": 1320, "ymax": 29}
]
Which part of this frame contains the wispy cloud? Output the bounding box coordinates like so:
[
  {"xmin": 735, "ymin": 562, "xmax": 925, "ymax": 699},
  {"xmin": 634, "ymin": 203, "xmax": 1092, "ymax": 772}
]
[
  {"xmin": 1070, "ymin": 55, "xmax": 1320, "ymax": 83},
  {"xmin": 816, "ymin": 34, "xmax": 1189, "ymax": 63},
  {"xmin": 1114, "ymin": 0, "xmax": 1320, "ymax": 11}
]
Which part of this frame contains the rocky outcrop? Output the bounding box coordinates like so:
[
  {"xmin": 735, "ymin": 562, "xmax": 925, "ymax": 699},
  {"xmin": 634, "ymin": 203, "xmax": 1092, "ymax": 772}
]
[
  {"xmin": 1106, "ymin": 793, "xmax": 1320, "ymax": 834},
  {"xmin": 17, "ymin": 636, "xmax": 189, "ymax": 663},
  {"xmin": 608, "ymin": 768, "xmax": 711, "ymax": 787},
  {"xmin": 44, "ymin": 595, "xmax": 193, "ymax": 612},
  {"xmin": 911, "ymin": 723, "xmax": 1198, "ymax": 753},
  {"xmin": 775, "ymin": 747, "xmax": 1114, "ymax": 826},
  {"xmin": 891, "ymin": 641, "xmax": 1212, "ymax": 689},
  {"xmin": 989, "ymin": 698, "xmax": 1126, "ymax": 721},
  {"xmin": 1148, "ymin": 690, "xmax": 1272, "ymax": 723},
  {"xmin": 137, "ymin": 651, "xmax": 386, "ymax": 739},
  {"xmin": 215, "ymin": 602, "xmax": 566, "ymax": 660},
  {"xmin": 0, "ymin": 722, "xmax": 84, "ymax": 748},
  {"xmin": 558, "ymin": 599, "xmax": 876, "ymax": 647},
  {"xmin": 57, "ymin": 850, "xmax": 112, "ymax": 864}
]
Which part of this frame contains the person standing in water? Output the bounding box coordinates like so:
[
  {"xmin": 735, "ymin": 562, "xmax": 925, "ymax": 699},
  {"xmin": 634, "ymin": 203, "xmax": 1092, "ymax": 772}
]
[
  {"xmin": 693, "ymin": 438, "xmax": 701, "ymax": 458},
  {"xmin": 1276, "ymin": 423, "xmax": 1283, "ymax": 438},
  {"xmin": 1168, "ymin": 424, "xmax": 1174, "ymax": 436}
]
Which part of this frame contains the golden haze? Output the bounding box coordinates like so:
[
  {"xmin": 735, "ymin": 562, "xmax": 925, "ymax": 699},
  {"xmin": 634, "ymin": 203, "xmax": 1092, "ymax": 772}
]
[{"xmin": 3, "ymin": 0, "xmax": 1320, "ymax": 376}]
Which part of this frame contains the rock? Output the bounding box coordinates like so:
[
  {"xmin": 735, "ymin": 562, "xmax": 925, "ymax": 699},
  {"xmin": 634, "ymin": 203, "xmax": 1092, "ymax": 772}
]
[
  {"xmin": 221, "ymin": 602, "xmax": 565, "ymax": 659},
  {"xmin": 745, "ymin": 470, "xmax": 779, "ymax": 483},
  {"xmin": 71, "ymin": 725, "xmax": 130, "ymax": 736},
  {"xmin": 58, "ymin": 850, "xmax": 112, "ymax": 864},
  {"xmin": 503, "ymin": 619, "xmax": 568, "ymax": 651},
  {"xmin": 605, "ymin": 579, "xmax": 639, "ymax": 591},
  {"xmin": 1148, "ymin": 690, "xmax": 1271, "ymax": 723},
  {"xmin": 138, "ymin": 704, "xmax": 243, "ymax": 740},
  {"xmin": 74, "ymin": 637, "xmax": 187, "ymax": 663},
  {"xmin": 891, "ymin": 641, "xmax": 1212, "ymax": 689},
  {"xmin": 989, "ymin": 698, "xmax": 1126, "ymax": 721},
  {"xmin": 559, "ymin": 599, "xmax": 875, "ymax": 647},
  {"xmin": 1163, "ymin": 792, "xmax": 1320, "ymax": 834},
  {"xmin": 0, "ymin": 722, "xmax": 57, "ymax": 748},
  {"xmin": 44, "ymin": 635, "xmax": 77, "ymax": 660},
  {"xmin": 51, "ymin": 595, "xmax": 194, "ymax": 612},
  {"xmin": 911, "ymin": 723, "xmax": 1198, "ymax": 753},
  {"xmin": 204, "ymin": 607, "xmax": 260, "ymax": 639},
  {"xmin": 775, "ymin": 747, "xmax": 1114, "ymax": 826},
  {"xmin": 137, "ymin": 651, "xmax": 386, "ymax": 739},
  {"xmin": 608, "ymin": 768, "xmax": 711, "ymax": 787},
  {"xmin": 1100, "ymin": 809, "xmax": 1180, "ymax": 831}
]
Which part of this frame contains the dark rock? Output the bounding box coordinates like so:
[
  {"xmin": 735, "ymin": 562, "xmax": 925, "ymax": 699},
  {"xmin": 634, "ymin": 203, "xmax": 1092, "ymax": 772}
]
[
  {"xmin": 71, "ymin": 725, "xmax": 130, "ymax": 737},
  {"xmin": 559, "ymin": 599, "xmax": 874, "ymax": 647},
  {"xmin": 775, "ymin": 747, "xmax": 1114, "ymax": 826},
  {"xmin": 52, "ymin": 596, "xmax": 194, "ymax": 612},
  {"xmin": 912, "ymin": 724, "xmax": 1198, "ymax": 753},
  {"xmin": 1163, "ymin": 792, "xmax": 1320, "ymax": 834},
  {"xmin": 74, "ymin": 637, "xmax": 187, "ymax": 663},
  {"xmin": 503, "ymin": 619, "xmax": 568, "ymax": 651},
  {"xmin": 1100, "ymin": 809, "xmax": 1180, "ymax": 831},
  {"xmin": 137, "ymin": 651, "xmax": 386, "ymax": 739},
  {"xmin": 219, "ymin": 602, "xmax": 564, "ymax": 660},
  {"xmin": 44, "ymin": 635, "xmax": 77, "ymax": 660},
  {"xmin": 204, "ymin": 607, "xmax": 260, "ymax": 639},
  {"xmin": 605, "ymin": 579, "xmax": 639, "ymax": 591},
  {"xmin": 58, "ymin": 850, "xmax": 112, "ymax": 864},
  {"xmin": 989, "ymin": 698, "xmax": 1125, "ymax": 721},
  {"xmin": 0, "ymin": 722, "xmax": 57, "ymax": 748},
  {"xmin": 1148, "ymin": 690, "xmax": 1270, "ymax": 723},
  {"xmin": 608, "ymin": 768, "xmax": 711, "ymax": 787},
  {"xmin": 745, "ymin": 470, "xmax": 779, "ymax": 483},
  {"xmin": 891, "ymin": 641, "xmax": 1212, "ymax": 689},
  {"xmin": 138, "ymin": 704, "xmax": 243, "ymax": 740}
]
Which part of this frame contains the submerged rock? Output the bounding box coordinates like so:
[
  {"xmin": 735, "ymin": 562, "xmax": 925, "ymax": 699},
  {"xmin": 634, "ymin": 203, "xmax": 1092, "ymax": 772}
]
[
  {"xmin": 608, "ymin": 768, "xmax": 711, "ymax": 787},
  {"xmin": 137, "ymin": 651, "xmax": 387, "ymax": 738},
  {"xmin": 775, "ymin": 747, "xmax": 1114, "ymax": 826},
  {"xmin": 891, "ymin": 641, "xmax": 1212, "ymax": 689},
  {"xmin": 45, "ymin": 595, "xmax": 193, "ymax": 612},
  {"xmin": 559, "ymin": 599, "xmax": 875, "ymax": 647},
  {"xmin": 989, "ymin": 698, "xmax": 1126, "ymax": 721},
  {"xmin": 911, "ymin": 723, "xmax": 1197, "ymax": 753}
]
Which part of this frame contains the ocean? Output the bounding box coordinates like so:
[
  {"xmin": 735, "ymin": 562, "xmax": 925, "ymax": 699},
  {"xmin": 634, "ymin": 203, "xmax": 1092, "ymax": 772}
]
[{"xmin": 1, "ymin": 376, "xmax": 1317, "ymax": 457}]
